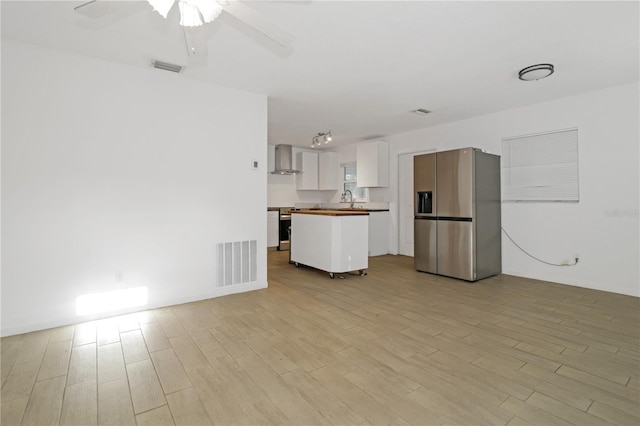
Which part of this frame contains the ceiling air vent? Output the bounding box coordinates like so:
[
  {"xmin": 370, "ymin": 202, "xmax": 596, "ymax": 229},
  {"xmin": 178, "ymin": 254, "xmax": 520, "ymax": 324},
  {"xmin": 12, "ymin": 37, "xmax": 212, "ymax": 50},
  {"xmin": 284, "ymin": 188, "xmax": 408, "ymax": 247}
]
[
  {"xmin": 151, "ymin": 60, "xmax": 183, "ymax": 74},
  {"xmin": 411, "ymin": 108, "xmax": 432, "ymax": 115}
]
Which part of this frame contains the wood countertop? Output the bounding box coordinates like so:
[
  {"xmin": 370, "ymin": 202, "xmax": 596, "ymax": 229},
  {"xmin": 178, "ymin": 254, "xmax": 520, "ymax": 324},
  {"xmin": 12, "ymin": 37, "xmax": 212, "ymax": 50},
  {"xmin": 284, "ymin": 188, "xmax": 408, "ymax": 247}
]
[
  {"xmin": 292, "ymin": 210, "xmax": 369, "ymax": 216},
  {"xmin": 351, "ymin": 209, "xmax": 389, "ymax": 212}
]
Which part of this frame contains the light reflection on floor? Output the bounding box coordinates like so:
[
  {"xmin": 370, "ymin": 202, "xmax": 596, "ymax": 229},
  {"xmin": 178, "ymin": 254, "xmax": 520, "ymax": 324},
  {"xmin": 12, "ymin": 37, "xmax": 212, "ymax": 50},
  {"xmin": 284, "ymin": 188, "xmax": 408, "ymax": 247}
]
[{"xmin": 76, "ymin": 286, "xmax": 148, "ymax": 316}]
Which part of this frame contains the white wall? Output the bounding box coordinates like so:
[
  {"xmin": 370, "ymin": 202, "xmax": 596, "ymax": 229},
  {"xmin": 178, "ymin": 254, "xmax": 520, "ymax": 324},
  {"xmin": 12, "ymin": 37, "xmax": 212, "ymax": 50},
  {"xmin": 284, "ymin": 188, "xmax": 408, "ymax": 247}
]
[
  {"xmin": 1, "ymin": 40, "xmax": 268, "ymax": 336},
  {"xmin": 386, "ymin": 82, "xmax": 639, "ymax": 296}
]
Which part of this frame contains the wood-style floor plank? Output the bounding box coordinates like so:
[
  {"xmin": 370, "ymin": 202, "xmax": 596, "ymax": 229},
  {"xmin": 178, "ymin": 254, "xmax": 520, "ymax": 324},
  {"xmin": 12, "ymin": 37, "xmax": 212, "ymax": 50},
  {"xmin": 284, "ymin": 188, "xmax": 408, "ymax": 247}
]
[
  {"xmin": 72, "ymin": 322, "xmax": 96, "ymax": 347},
  {"xmin": 135, "ymin": 404, "xmax": 175, "ymax": 426},
  {"xmin": 140, "ymin": 322, "xmax": 171, "ymax": 353},
  {"xmin": 234, "ymin": 352, "xmax": 296, "ymax": 403},
  {"xmin": 1, "ymin": 361, "xmax": 40, "ymax": 403},
  {"xmin": 310, "ymin": 365, "xmax": 402, "ymax": 424},
  {"xmin": 97, "ymin": 378, "xmax": 135, "ymax": 425},
  {"xmin": 59, "ymin": 379, "xmax": 97, "ymax": 426},
  {"xmin": 126, "ymin": 359, "xmax": 166, "ymax": 415},
  {"xmin": 280, "ymin": 368, "xmax": 368, "ymax": 425},
  {"xmin": 519, "ymin": 362, "xmax": 640, "ymax": 417},
  {"xmin": 0, "ymin": 396, "xmax": 28, "ymax": 425},
  {"xmin": 525, "ymin": 391, "xmax": 613, "ymax": 425},
  {"xmin": 66, "ymin": 343, "xmax": 96, "ymax": 386},
  {"xmin": 37, "ymin": 340, "xmax": 72, "ymax": 381},
  {"xmin": 168, "ymin": 335, "xmax": 208, "ymax": 372},
  {"xmin": 97, "ymin": 342, "xmax": 126, "ymax": 385},
  {"xmin": 587, "ymin": 400, "xmax": 640, "ymax": 425},
  {"xmin": 186, "ymin": 365, "xmax": 248, "ymax": 425},
  {"xmin": 49, "ymin": 325, "xmax": 75, "ymax": 344},
  {"xmin": 21, "ymin": 375, "xmax": 65, "ymax": 426},
  {"xmin": 1, "ymin": 336, "xmax": 25, "ymax": 385},
  {"xmin": 96, "ymin": 319, "xmax": 120, "ymax": 347},
  {"xmin": 165, "ymin": 387, "xmax": 212, "ymax": 425},
  {"xmin": 0, "ymin": 252, "xmax": 638, "ymax": 426},
  {"xmin": 150, "ymin": 348, "xmax": 192, "ymax": 394},
  {"xmin": 15, "ymin": 330, "xmax": 51, "ymax": 365},
  {"xmin": 120, "ymin": 329, "xmax": 149, "ymax": 365}
]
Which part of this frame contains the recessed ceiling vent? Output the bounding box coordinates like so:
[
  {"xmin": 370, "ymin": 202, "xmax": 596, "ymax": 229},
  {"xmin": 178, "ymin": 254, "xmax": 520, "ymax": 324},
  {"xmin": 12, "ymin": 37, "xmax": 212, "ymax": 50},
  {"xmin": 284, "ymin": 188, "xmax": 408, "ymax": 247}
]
[
  {"xmin": 411, "ymin": 108, "xmax": 432, "ymax": 115},
  {"xmin": 151, "ymin": 60, "xmax": 183, "ymax": 74}
]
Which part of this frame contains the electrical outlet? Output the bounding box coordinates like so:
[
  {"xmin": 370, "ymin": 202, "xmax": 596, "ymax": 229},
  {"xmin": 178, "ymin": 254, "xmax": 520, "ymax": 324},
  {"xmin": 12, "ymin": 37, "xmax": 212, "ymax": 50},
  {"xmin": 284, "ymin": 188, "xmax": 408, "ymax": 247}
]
[{"xmin": 115, "ymin": 271, "xmax": 124, "ymax": 283}]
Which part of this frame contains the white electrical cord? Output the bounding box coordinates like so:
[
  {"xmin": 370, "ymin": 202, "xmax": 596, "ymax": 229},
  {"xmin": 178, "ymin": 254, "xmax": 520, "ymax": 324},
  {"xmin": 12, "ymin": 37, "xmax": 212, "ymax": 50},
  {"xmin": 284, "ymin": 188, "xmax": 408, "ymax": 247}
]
[{"xmin": 501, "ymin": 227, "xmax": 579, "ymax": 267}]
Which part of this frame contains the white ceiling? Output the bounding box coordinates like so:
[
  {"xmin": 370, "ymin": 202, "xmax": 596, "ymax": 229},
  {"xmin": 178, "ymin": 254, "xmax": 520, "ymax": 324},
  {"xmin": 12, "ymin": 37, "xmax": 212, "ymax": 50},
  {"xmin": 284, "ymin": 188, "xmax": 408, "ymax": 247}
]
[{"xmin": 2, "ymin": 1, "xmax": 639, "ymax": 148}]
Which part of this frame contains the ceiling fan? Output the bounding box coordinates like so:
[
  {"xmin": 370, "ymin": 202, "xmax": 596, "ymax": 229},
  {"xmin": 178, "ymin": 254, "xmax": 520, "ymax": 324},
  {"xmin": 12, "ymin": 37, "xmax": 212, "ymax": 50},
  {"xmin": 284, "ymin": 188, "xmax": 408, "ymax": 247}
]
[{"xmin": 74, "ymin": 0, "xmax": 295, "ymax": 57}]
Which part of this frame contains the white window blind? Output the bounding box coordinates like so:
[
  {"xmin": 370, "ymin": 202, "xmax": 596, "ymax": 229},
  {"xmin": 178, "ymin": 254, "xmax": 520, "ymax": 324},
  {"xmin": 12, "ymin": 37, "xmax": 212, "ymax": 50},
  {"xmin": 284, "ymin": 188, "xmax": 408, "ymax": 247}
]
[{"xmin": 502, "ymin": 128, "xmax": 579, "ymax": 202}]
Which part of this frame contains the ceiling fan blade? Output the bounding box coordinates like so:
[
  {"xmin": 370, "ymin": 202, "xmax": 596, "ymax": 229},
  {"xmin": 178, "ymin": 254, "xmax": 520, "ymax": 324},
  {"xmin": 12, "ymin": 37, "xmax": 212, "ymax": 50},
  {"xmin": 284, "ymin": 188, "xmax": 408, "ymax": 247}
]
[
  {"xmin": 222, "ymin": 1, "xmax": 294, "ymax": 47},
  {"xmin": 74, "ymin": 0, "xmax": 129, "ymax": 18},
  {"xmin": 183, "ymin": 26, "xmax": 208, "ymax": 57}
]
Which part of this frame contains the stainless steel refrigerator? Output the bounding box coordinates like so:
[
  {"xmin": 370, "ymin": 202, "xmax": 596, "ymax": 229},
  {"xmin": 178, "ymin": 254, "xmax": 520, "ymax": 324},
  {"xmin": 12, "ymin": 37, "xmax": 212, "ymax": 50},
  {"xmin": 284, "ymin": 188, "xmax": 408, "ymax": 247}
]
[{"xmin": 414, "ymin": 148, "xmax": 501, "ymax": 281}]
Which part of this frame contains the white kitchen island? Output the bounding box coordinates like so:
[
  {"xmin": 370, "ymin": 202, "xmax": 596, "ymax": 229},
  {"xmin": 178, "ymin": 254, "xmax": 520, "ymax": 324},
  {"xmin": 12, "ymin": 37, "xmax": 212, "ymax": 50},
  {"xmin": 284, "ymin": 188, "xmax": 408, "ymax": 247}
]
[{"xmin": 291, "ymin": 210, "xmax": 369, "ymax": 278}]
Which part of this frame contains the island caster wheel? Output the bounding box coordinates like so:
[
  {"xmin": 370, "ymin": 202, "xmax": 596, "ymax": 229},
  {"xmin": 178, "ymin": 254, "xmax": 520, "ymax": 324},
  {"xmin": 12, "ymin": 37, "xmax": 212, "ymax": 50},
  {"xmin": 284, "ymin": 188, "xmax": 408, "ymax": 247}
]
[
  {"xmin": 294, "ymin": 262, "xmax": 299, "ymax": 267},
  {"xmin": 359, "ymin": 269, "xmax": 365, "ymax": 276},
  {"xmin": 329, "ymin": 272, "xmax": 335, "ymax": 279}
]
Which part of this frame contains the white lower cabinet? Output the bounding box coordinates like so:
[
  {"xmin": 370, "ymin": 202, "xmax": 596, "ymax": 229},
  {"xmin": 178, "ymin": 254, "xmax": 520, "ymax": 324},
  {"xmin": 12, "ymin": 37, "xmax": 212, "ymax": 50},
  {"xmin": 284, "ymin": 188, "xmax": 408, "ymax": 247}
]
[
  {"xmin": 267, "ymin": 211, "xmax": 279, "ymax": 247},
  {"xmin": 368, "ymin": 211, "xmax": 389, "ymax": 256},
  {"xmin": 291, "ymin": 213, "xmax": 368, "ymax": 275}
]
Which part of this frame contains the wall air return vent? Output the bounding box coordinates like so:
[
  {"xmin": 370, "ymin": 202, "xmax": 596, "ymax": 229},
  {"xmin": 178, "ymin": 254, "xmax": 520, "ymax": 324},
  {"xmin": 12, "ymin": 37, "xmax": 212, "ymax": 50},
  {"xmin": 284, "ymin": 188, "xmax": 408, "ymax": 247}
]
[
  {"xmin": 215, "ymin": 240, "xmax": 257, "ymax": 287},
  {"xmin": 151, "ymin": 60, "xmax": 183, "ymax": 73}
]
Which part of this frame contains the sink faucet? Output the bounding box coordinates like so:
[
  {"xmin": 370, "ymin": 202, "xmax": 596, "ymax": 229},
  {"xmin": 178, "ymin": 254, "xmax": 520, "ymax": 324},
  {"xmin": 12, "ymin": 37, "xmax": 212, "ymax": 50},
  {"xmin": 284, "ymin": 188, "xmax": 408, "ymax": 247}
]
[{"xmin": 343, "ymin": 190, "xmax": 354, "ymax": 208}]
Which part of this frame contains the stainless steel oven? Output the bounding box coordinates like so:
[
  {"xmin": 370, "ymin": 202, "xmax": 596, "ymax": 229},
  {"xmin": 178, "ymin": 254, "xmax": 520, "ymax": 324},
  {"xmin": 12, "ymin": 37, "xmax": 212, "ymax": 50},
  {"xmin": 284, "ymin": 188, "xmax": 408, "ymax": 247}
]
[{"xmin": 278, "ymin": 207, "xmax": 292, "ymax": 251}]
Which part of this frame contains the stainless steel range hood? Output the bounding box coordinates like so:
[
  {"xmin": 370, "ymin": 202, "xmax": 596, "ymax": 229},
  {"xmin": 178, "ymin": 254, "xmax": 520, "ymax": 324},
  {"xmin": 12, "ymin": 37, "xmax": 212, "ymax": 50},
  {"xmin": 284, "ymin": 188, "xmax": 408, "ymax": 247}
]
[{"xmin": 271, "ymin": 144, "xmax": 300, "ymax": 175}]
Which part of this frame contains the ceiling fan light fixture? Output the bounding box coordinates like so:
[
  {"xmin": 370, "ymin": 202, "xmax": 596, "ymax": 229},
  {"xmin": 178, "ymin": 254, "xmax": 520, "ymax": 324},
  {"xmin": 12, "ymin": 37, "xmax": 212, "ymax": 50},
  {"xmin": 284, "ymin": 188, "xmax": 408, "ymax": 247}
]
[
  {"xmin": 178, "ymin": 2, "xmax": 203, "ymax": 26},
  {"xmin": 148, "ymin": 0, "xmax": 174, "ymax": 18},
  {"xmin": 148, "ymin": 0, "xmax": 224, "ymax": 27},
  {"xmin": 518, "ymin": 63, "xmax": 554, "ymax": 81},
  {"xmin": 191, "ymin": 0, "xmax": 223, "ymax": 23}
]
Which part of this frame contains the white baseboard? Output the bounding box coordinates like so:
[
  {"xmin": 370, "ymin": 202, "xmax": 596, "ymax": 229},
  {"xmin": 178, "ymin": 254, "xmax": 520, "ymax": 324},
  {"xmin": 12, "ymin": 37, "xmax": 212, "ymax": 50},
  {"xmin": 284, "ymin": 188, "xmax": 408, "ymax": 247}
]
[
  {"xmin": 1, "ymin": 281, "xmax": 268, "ymax": 337},
  {"xmin": 502, "ymin": 269, "xmax": 639, "ymax": 298}
]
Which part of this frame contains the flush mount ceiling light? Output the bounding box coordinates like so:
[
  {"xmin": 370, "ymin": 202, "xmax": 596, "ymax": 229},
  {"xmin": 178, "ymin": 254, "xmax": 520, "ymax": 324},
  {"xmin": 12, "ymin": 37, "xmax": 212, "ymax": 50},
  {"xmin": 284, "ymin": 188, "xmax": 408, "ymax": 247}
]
[
  {"xmin": 518, "ymin": 63, "xmax": 554, "ymax": 81},
  {"xmin": 311, "ymin": 131, "xmax": 332, "ymax": 148}
]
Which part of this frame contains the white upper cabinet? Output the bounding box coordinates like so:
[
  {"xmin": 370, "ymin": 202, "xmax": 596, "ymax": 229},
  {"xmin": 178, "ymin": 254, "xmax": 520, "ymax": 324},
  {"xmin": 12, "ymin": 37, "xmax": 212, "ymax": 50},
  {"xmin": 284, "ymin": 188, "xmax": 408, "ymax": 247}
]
[
  {"xmin": 296, "ymin": 151, "xmax": 319, "ymax": 190},
  {"xmin": 296, "ymin": 151, "xmax": 339, "ymax": 191},
  {"xmin": 318, "ymin": 152, "xmax": 339, "ymax": 190},
  {"xmin": 357, "ymin": 141, "xmax": 389, "ymax": 187}
]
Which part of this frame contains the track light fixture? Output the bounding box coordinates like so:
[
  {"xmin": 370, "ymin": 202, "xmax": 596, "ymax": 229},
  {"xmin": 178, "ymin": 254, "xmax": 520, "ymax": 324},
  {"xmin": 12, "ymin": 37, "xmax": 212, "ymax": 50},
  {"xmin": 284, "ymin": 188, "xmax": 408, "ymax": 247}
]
[{"xmin": 311, "ymin": 131, "xmax": 333, "ymax": 148}]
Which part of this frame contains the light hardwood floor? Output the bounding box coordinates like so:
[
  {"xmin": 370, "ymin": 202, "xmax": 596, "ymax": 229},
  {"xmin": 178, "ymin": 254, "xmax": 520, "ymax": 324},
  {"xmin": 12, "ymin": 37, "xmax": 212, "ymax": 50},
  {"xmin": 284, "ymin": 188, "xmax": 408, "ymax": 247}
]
[{"xmin": 2, "ymin": 252, "xmax": 639, "ymax": 425}]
